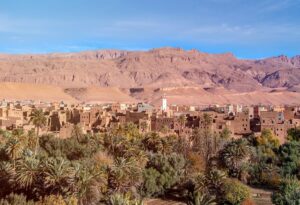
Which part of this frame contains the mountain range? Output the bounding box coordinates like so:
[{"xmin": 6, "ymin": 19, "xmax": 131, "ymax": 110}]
[{"xmin": 0, "ymin": 47, "xmax": 300, "ymax": 105}]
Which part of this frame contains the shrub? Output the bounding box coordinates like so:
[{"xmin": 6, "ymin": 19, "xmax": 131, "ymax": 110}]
[
  {"xmin": 141, "ymin": 153, "xmax": 186, "ymax": 197},
  {"xmin": 278, "ymin": 141, "xmax": 300, "ymax": 177},
  {"xmin": 221, "ymin": 179, "xmax": 250, "ymax": 205},
  {"xmin": 272, "ymin": 177, "xmax": 300, "ymax": 205}
]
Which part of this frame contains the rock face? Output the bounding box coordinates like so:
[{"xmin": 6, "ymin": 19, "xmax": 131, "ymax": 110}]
[{"xmin": 0, "ymin": 47, "xmax": 299, "ymax": 92}]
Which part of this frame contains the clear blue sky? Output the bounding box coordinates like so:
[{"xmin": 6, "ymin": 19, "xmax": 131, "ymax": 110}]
[{"xmin": 0, "ymin": 0, "xmax": 299, "ymax": 58}]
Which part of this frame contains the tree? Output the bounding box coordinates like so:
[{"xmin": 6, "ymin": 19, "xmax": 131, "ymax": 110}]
[
  {"xmin": 206, "ymin": 169, "xmax": 227, "ymax": 192},
  {"xmin": 15, "ymin": 157, "xmax": 40, "ymax": 191},
  {"xmin": 256, "ymin": 129, "xmax": 280, "ymax": 162},
  {"xmin": 0, "ymin": 161, "xmax": 15, "ymax": 197},
  {"xmin": 113, "ymin": 123, "xmax": 141, "ymax": 140},
  {"xmin": 191, "ymin": 113, "xmax": 221, "ymax": 168},
  {"xmin": 220, "ymin": 139, "xmax": 252, "ymax": 178},
  {"xmin": 272, "ymin": 177, "xmax": 300, "ymax": 205},
  {"xmin": 186, "ymin": 152, "xmax": 207, "ymax": 174},
  {"xmin": 248, "ymin": 162, "xmax": 281, "ymax": 188},
  {"xmin": 142, "ymin": 133, "xmax": 163, "ymax": 153},
  {"xmin": 108, "ymin": 157, "xmax": 143, "ymax": 193},
  {"xmin": 278, "ymin": 141, "xmax": 300, "ymax": 177},
  {"xmin": 30, "ymin": 109, "xmax": 47, "ymax": 156},
  {"xmin": 5, "ymin": 137, "xmax": 24, "ymax": 169},
  {"xmin": 75, "ymin": 165, "xmax": 107, "ymax": 205},
  {"xmin": 287, "ymin": 127, "xmax": 300, "ymax": 142},
  {"xmin": 142, "ymin": 153, "xmax": 186, "ymax": 197},
  {"xmin": 42, "ymin": 157, "xmax": 76, "ymax": 196}
]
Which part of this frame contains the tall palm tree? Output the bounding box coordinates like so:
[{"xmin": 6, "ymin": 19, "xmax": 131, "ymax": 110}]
[
  {"xmin": 30, "ymin": 109, "xmax": 47, "ymax": 156},
  {"xmin": 221, "ymin": 139, "xmax": 251, "ymax": 177},
  {"xmin": 108, "ymin": 157, "xmax": 142, "ymax": 193},
  {"xmin": 75, "ymin": 166, "xmax": 107, "ymax": 205},
  {"xmin": 5, "ymin": 137, "xmax": 23, "ymax": 169}
]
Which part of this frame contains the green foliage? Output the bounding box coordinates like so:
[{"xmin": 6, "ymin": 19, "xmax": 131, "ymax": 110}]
[
  {"xmin": 256, "ymin": 129, "xmax": 280, "ymax": 161},
  {"xmin": 278, "ymin": 141, "xmax": 300, "ymax": 177},
  {"xmin": 221, "ymin": 179, "xmax": 250, "ymax": 205},
  {"xmin": 220, "ymin": 139, "xmax": 252, "ymax": 178},
  {"xmin": 108, "ymin": 157, "xmax": 143, "ymax": 193},
  {"xmin": 1, "ymin": 119, "xmax": 300, "ymax": 204},
  {"xmin": 141, "ymin": 153, "xmax": 185, "ymax": 197},
  {"xmin": 111, "ymin": 123, "xmax": 141, "ymax": 140},
  {"xmin": 75, "ymin": 163, "xmax": 107, "ymax": 205},
  {"xmin": 248, "ymin": 162, "xmax": 281, "ymax": 187},
  {"xmin": 142, "ymin": 133, "xmax": 178, "ymax": 154},
  {"xmin": 187, "ymin": 191, "xmax": 216, "ymax": 205},
  {"xmin": 15, "ymin": 157, "xmax": 40, "ymax": 190},
  {"xmin": 287, "ymin": 127, "xmax": 300, "ymax": 142},
  {"xmin": 39, "ymin": 134, "xmax": 102, "ymax": 160},
  {"xmin": 42, "ymin": 157, "xmax": 76, "ymax": 196},
  {"xmin": 272, "ymin": 177, "xmax": 300, "ymax": 205}
]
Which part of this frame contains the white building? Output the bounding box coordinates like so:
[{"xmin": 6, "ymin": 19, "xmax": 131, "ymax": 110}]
[{"xmin": 161, "ymin": 95, "xmax": 168, "ymax": 111}]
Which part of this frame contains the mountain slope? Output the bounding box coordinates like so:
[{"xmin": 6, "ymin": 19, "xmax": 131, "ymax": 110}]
[{"xmin": 0, "ymin": 47, "xmax": 299, "ymax": 94}]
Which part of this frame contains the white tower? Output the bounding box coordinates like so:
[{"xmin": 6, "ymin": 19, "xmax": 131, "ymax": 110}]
[{"xmin": 162, "ymin": 94, "xmax": 167, "ymax": 111}]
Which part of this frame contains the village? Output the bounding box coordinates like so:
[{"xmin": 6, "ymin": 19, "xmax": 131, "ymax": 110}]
[{"xmin": 1, "ymin": 96, "xmax": 300, "ymax": 144}]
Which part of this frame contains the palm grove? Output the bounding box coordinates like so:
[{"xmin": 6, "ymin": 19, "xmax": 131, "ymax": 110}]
[{"xmin": 0, "ymin": 110, "xmax": 300, "ymax": 205}]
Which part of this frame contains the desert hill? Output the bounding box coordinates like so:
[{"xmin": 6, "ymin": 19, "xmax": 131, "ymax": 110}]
[
  {"xmin": 0, "ymin": 83, "xmax": 76, "ymax": 103},
  {"xmin": 0, "ymin": 47, "xmax": 300, "ymax": 105}
]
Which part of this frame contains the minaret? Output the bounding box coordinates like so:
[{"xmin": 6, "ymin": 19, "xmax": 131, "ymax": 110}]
[{"xmin": 162, "ymin": 94, "xmax": 167, "ymax": 111}]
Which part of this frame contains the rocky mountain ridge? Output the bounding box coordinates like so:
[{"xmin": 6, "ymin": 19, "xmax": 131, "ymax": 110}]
[{"xmin": 0, "ymin": 47, "xmax": 299, "ymax": 93}]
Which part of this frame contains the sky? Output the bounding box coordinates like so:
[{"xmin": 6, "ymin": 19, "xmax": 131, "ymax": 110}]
[{"xmin": 0, "ymin": 0, "xmax": 300, "ymax": 58}]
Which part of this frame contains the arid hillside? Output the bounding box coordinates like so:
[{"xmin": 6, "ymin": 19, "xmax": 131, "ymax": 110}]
[{"xmin": 0, "ymin": 47, "xmax": 299, "ymax": 105}]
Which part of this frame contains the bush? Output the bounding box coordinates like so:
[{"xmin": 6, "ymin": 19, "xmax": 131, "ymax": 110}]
[
  {"xmin": 141, "ymin": 153, "xmax": 186, "ymax": 197},
  {"xmin": 248, "ymin": 162, "xmax": 281, "ymax": 188},
  {"xmin": 287, "ymin": 128, "xmax": 300, "ymax": 142},
  {"xmin": 272, "ymin": 178, "xmax": 300, "ymax": 205},
  {"xmin": 278, "ymin": 141, "xmax": 300, "ymax": 177},
  {"xmin": 221, "ymin": 179, "xmax": 250, "ymax": 205}
]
